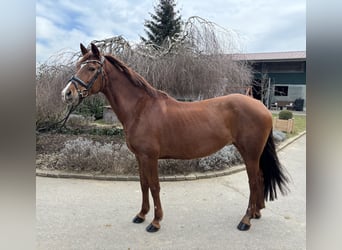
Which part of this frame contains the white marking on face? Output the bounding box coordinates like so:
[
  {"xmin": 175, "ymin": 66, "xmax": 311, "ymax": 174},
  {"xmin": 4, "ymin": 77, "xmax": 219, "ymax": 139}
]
[{"xmin": 61, "ymin": 81, "xmax": 72, "ymax": 102}]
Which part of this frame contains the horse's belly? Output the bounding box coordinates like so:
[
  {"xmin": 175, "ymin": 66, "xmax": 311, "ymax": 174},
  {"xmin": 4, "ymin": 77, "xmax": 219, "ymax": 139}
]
[{"xmin": 159, "ymin": 130, "xmax": 232, "ymax": 159}]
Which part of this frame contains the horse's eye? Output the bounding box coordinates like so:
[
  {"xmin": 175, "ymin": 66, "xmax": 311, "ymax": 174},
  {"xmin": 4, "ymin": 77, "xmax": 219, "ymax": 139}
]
[{"xmin": 89, "ymin": 67, "xmax": 96, "ymax": 72}]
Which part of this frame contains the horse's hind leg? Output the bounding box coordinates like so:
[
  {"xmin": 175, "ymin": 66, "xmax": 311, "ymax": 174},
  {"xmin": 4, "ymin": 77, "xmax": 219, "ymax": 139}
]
[
  {"xmin": 236, "ymin": 158, "xmax": 262, "ymax": 231},
  {"xmin": 245, "ymin": 169, "xmax": 265, "ymax": 221},
  {"xmin": 256, "ymin": 172, "xmax": 265, "ymax": 218}
]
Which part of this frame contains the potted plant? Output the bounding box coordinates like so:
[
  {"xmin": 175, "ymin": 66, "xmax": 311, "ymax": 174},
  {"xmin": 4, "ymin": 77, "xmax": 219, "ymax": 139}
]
[{"xmin": 273, "ymin": 110, "xmax": 294, "ymax": 133}]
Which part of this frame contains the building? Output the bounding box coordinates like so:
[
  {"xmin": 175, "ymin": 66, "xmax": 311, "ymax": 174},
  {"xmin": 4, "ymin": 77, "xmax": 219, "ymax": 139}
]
[{"xmin": 234, "ymin": 51, "xmax": 306, "ymax": 110}]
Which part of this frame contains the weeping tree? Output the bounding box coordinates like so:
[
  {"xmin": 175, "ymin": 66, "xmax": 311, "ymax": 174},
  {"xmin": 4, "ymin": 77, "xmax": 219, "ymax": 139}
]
[
  {"xmin": 36, "ymin": 16, "xmax": 252, "ymax": 129},
  {"xmin": 141, "ymin": 0, "xmax": 183, "ymax": 49},
  {"xmin": 130, "ymin": 16, "xmax": 252, "ymax": 99},
  {"xmin": 87, "ymin": 16, "xmax": 252, "ymax": 100}
]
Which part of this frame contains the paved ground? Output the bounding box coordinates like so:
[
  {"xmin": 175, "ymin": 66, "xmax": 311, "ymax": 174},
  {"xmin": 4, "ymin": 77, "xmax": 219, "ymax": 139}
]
[{"xmin": 36, "ymin": 135, "xmax": 306, "ymax": 250}]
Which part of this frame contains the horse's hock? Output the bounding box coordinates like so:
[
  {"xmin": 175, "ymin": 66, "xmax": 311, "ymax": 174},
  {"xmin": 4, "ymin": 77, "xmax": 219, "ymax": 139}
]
[{"xmin": 273, "ymin": 117, "xmax": 294, "ymax": 133}]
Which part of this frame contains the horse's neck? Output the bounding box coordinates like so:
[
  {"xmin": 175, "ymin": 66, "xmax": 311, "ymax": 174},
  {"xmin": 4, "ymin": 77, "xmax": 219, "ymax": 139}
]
[{"xmin": 101, "ymin": 68, "xmax": 148, "ymax": 127}]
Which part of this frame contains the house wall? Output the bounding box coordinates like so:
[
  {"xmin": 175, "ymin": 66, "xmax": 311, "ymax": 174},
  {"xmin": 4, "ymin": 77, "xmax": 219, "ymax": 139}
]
[
  {"xmin": 272, "ymin": 84, "xmax": 306, "ymax": 105},
  {"xmin": 251, "ymin": 60, "xmax": 306, "ymax": 108}
]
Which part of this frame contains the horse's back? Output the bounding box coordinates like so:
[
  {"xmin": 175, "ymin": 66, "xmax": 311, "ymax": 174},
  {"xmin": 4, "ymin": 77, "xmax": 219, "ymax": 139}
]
[
  {"xmin": 184, "ymin": 94, "xmax": 272, "ymax": 130},
  {"xmin": 219, "ymin": 93, "xmax": 273, "ymax": 134},
  {"xmin": 151, "ymin": 94, "xmax": 272, "ymax": 159}
]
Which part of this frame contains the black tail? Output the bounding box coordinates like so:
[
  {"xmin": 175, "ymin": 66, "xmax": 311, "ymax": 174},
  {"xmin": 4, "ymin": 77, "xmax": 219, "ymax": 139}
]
[{"xmin": 260, "ymin": 130, "xmax": 290, "ymax": 201}]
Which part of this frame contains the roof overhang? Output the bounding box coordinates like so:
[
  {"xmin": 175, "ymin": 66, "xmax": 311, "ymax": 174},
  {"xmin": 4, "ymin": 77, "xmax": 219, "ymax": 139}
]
[{"xmin": 232, "ymin": 51, "xmax": 306, "ymax": 62}]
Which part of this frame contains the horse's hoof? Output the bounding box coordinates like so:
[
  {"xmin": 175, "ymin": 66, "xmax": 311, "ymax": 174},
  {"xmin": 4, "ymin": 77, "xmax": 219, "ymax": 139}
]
[
  {"xmin": 146, "ymin": 223, "xmax": 160, "ymax": 233},
  {"xmin": 132, "ymin": 215, "xmax": 145, "ymax": 224},
  {"xmin": 237, "ymin": 221, "xmax": 251, "ymax": 231}
]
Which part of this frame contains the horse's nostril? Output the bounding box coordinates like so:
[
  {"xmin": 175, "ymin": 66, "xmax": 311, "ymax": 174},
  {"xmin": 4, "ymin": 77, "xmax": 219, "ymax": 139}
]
[{"xmin": 66, "ymin": 90, "xmax": 71, "ymax": 96}]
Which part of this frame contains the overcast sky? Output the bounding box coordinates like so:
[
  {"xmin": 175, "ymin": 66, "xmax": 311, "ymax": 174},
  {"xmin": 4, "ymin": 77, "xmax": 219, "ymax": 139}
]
[{"xmin": 36, "ymin": 0, "xmax": 306, "ymax": 63}]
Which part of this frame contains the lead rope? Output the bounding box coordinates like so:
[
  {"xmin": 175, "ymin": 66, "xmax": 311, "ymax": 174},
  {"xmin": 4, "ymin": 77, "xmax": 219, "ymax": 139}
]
[{"xmin": 36, "ymin": 101, "xmax": 82, "ymax": 133}]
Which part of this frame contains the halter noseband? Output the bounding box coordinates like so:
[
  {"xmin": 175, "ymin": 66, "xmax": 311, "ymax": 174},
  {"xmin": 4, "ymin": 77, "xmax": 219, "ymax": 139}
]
[{"xmin": 69, "ymin": 57, "xmax": 105, "ymax": 100}]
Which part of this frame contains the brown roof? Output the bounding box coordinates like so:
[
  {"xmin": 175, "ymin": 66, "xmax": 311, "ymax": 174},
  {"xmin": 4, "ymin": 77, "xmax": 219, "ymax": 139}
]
[{"xmin": 232, "ymin": 51, "xmax": 306, "ymax": 61}]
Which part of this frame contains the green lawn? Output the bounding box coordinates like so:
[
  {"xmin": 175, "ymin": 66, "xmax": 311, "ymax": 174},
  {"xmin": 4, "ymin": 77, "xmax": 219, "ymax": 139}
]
[{"xmin": 272, "ymin": 113, "xmax": 306, "ymax": 138}]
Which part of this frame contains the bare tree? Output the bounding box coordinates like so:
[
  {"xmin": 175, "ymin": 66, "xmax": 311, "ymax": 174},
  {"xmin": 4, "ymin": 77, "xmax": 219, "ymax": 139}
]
[
  {"xmin": 36, "ymin": 53, "xmax": 76, "ymax": 129},
  {"xmin": 256, "ymin": 72, "xmax": 272, "ymax": 108},
  {"xmin": 36, "ymin": 16, "xmax": 253, "ymax": 129},
  {"xmin": 92, "ymin": 16, "xmax": 252, "ymax": 100}
]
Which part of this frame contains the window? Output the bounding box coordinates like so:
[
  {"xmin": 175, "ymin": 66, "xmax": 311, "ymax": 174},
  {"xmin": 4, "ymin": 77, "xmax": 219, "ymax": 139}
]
[{"xmin": 274, "ymin": 86, "xmax": 288, "ymax": 96}]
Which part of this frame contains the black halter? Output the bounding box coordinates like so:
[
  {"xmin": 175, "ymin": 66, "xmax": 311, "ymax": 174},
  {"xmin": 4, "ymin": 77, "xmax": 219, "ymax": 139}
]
[
  {"xmin": 37, "ymin": 57, "xmax": 105, "ymax": 132},
  {"xmin": 69, "ymin": 57, "xmax": 105, "ymax": 100}
]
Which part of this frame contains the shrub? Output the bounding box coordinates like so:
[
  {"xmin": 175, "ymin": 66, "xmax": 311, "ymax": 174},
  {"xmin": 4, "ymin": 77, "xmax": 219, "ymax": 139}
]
[
  {"xmin": 55, "ymin": 137, "xmax": 245, "ymax": 176},
  {"xmin": 158, "ymin": 145, "xmax": 244, "ymax": 174},
  {"xmin": 159, "ymin": 159, "xmax": 199, "ymax": 175},
  {"xmin": 198, "ymin": 145, "xmax": 243, "ymax": 171},
  {"xmin": 57, "ymin": 137, "xmax": 137, "ymax": 174},
  {"xmin": 158, "ymin": 145, "xmax": 243, "ymax": 175},
  {"xmin": 278, "ymin": 110, "xmax": 293, "ymax": 120},
  {"xmin": 75, "ymin": 95, "xmax": 106, "ymax": 120},
  {"xmin": 66, "ymin": 114, "xmax": 95, "ymax": 128}
]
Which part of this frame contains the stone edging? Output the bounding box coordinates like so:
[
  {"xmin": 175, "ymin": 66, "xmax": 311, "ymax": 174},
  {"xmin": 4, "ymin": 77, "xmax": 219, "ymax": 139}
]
[{"xmin": 36, "ymin": 131, "xmax": 306, "ymax": 182}]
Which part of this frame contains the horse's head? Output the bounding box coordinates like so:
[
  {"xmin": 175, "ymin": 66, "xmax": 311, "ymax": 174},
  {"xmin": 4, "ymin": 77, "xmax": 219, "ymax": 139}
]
[{"xmin": 62, "ymin": 43, "xmax": 105, "ymax": 105}]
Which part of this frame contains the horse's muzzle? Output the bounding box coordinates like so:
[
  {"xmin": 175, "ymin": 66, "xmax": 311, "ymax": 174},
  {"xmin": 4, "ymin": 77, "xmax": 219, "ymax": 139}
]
[{"xmin": 61, "ymin": 82, "xmax": 79, "ymax": 105}]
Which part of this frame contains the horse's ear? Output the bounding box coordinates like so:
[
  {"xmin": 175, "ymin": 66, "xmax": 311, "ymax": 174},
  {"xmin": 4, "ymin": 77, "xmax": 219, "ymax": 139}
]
[
  {"xmin": 91, "ymin": 43, "xmax": 100, "ymax": 58},
  {"xmin": 80, "ymin": 43, "xmax": 88, "ymax": 56}
]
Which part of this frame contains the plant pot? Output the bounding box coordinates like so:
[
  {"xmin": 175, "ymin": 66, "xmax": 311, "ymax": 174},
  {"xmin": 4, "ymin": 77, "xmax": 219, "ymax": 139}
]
[{"xmin": 273, "ymin": 117, "xmax": 294, "ymax": 133}]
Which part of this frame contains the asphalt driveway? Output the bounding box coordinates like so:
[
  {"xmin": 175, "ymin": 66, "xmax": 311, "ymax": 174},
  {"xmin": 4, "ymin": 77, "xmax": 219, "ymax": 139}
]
[{"xmin": 36, "ymin": 135, "xmax": 306, "ymax": 250}]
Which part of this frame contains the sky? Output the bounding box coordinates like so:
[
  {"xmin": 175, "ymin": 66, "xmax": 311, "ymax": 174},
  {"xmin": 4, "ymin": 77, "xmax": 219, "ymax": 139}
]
[{"xmin": 36, "ymin": 0, "xmax": 306, "ymax": 63}]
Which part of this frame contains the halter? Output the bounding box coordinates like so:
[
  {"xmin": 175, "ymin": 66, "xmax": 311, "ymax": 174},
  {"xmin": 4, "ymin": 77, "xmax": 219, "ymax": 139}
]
[
  {"xmin": 39, "ymin": 57, "xmax": 105, "ymax": 132},
  {"xmin": 69, "ymin": 57, "xmax": 105, "ymax": 101}
]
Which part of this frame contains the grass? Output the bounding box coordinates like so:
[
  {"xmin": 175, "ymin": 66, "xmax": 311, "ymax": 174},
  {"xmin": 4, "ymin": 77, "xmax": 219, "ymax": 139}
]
[
  {"xmin": 292, "ymin": 115, "xmax": 306, "ymax": 134},
  {"xmin": 272, "ymin": 113, "xmax": 306, "ymax": 138}
]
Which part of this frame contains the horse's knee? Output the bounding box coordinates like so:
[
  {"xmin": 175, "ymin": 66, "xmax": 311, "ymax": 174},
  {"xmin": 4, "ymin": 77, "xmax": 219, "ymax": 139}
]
[{"xmin": 150, "ymin": 184, "xmax": 160, "ymax": 193}]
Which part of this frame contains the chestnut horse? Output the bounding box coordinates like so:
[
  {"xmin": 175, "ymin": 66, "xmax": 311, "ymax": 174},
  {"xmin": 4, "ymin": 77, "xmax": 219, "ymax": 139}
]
[{"xmin": 62, "ymin": 43, "xmax": 289, "ymax": 233}]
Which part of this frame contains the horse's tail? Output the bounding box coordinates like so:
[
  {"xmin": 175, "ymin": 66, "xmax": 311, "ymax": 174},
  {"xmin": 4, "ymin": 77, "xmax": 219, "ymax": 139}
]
[{"xmin": 260, "ymin": 130, "xmax": 290, "ymax": 201}]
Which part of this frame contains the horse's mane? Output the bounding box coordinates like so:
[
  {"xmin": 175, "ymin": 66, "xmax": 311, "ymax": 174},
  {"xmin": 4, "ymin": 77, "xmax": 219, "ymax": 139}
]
[{"xmin": 104, "ymin": 55, "xmax": 166, "ymax": 98}]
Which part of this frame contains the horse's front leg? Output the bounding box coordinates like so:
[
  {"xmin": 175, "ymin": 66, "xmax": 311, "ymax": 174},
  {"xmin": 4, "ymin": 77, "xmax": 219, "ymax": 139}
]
[
  {"xmin": 132, "ymin": 161, "xmax": 150, "ymax": 224},
  {"xmin": 136, "ymin": 155, "xmax": 163, "ymax": 233},
  {"xmin": 146, "ymin": 178, "xmax": 163, "ymax": 233}
]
